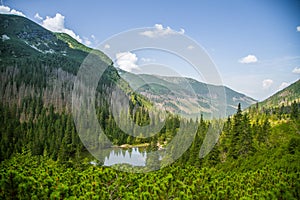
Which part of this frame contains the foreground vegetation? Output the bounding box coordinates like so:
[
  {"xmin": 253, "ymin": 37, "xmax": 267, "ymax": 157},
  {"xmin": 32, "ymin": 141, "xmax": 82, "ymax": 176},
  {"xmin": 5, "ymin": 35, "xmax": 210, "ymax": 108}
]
[
  {"xmin": 0, "ymin": 101, "xmax": 299, "ymax": 199},
  {"xmin": 1, "ymin": 152, "xmax": 299, "ymax": 199}
]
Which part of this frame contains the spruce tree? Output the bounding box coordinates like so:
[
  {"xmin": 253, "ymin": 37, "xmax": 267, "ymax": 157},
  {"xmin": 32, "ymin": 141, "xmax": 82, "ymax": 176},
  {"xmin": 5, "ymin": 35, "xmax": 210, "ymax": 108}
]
[{"xmin": 291, "ymin": 101, "xmax": 298, "ymax": 119}]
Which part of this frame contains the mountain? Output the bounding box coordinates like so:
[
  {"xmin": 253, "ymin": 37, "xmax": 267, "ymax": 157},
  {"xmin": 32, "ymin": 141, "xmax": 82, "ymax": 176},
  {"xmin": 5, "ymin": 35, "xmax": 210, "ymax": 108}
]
[
  {"xmin": 0, "ymin": 14, "xmax": 111, "ymax": 65},
  {"xmin": 0, "ymin": 13, "xmax": 153, "ymax": 156},
  {"xmin": 118, "ymin": 69, "xmax": 257, "ymax": 117},
  {"xmin": 0, "ymin": 13, "xmax": 256, "ymax": 119},
  {"xmin": 0, "ymin": 13, "xmax": 113, "ymax": 84},
  {"xmin": 258, "ymin": 79, "xmax": 300, "ymax": 109},
  {"xmin": 0, "ymin": 14, "xmax": 135, "ymax": 111}
]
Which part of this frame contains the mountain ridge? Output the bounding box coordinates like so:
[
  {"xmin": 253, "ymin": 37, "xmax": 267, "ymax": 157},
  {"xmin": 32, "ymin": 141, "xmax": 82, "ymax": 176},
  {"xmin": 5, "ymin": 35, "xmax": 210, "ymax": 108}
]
[
  {"xmin": 0, "ymin": 14, "xmax": 112, "ymax": 67},
  {"xmin": 118, "ymin": 69, "xmax": 257, "ymax": 117},
  {"xmin": 255, "ymin": 79, "xmax": 300, "ymax": 109},
  {"xmin": 1, "ymin": 13, "xmax": 257, "ymax": 118}
]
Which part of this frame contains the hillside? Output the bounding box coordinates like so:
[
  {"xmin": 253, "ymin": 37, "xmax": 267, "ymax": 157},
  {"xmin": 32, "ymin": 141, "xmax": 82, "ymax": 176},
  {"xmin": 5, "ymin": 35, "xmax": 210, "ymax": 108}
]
[
  {"xmin": 0, "ymin": 14, "xmax": 112, "ymax": 72},
  {"xmin": 118, "ymin": 69, "xmax": 256, "ymax": 117},
  {"xmin": 0, "ymin": 14, "xmax": 257, "ymax": 119},
  {"xmin": 258, "ymin": 79, "xmax": 300, "ymax": 108},
  {"xmin": 0, "ymin": 13, "xmax": 153, "ymax": 148},
  {"xmin": 0, "ymin": 14, "xmax": 138, "ymax": 109}
]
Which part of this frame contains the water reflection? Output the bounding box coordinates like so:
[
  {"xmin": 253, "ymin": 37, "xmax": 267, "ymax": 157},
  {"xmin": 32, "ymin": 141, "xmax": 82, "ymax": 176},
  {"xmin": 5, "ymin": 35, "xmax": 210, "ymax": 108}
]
[
  {"xmin": 104, "ymin": 147, "xmax": 147, "ymax": 166},
  {"xmin": 90, "ymin": 147, "xmax": 164, "ymax": 168}
]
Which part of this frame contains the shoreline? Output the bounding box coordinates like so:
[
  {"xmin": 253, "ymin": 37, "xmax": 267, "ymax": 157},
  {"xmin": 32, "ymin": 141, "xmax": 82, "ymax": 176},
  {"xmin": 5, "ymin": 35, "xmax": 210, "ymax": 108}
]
[
  {"xmin": 112, "ymin": 141, "xmax": 166, "ymax": 149},
  {"xmin": 112, "ymin": 143, "xmax": 150, "ymax": 148}
]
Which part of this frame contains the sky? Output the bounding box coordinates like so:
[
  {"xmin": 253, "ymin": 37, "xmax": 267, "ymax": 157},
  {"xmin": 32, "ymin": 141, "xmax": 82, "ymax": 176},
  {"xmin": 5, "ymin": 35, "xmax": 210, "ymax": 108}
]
[{"xmin": 1, "ymin": 0, "xmax": 300, "ymax": 101}]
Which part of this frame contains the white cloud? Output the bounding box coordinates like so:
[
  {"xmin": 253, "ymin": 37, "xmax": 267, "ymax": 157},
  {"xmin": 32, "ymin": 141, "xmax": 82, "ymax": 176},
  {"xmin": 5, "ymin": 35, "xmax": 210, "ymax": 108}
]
[
  {"xmin": 0, "ymin": 5, "xmax": 25, "ymax": 17},
  {"xmin": 104, "ymin": 44, "xmax": 110, "ymax": 49},
  {"xmin": 83, "ymin": 37, "xmax": 91, "ymax": 46},
  {"xmin": 179, "ymin": 28, "xmax": 185, "ymax": 34},
  {"xmin": 41, "ymin": 13, "xmax": 82, "ymax": 43},
  {"xmin": 279, "ymin": 82, "xmax": 289, "ymax": 90},
  {"xmin": 42, "ymin": 13, "xmax": 65, "ymax": 32},
  {"xmin": 116, "ymin": 52, "xmax": 139, "ymax": 72},
  {"xmin": 140, "ymin": 24, "xmax": 185, "ymax": 38},
  {"xmin": 239, "ymin": 55, "xmax": 258, "ymax": 64},
  {"xmin": 292, "ymin": 67, "xmax": 300, "ymax": 74},
  {"xmin": 1, "ymin": 34, "xmax": 10, "ymax": 41},
  {"xmin": 297, "ymin": 26, "xmax": 300, "ymax": 32},
  {"xmin": 187, "ymin": 45, "xmax": 194, "ymax": 50},
  {"xmin": 141, "ymin": 57, "xmax": 155, "ymax": 62},
  {"xmin": 262, "ymin": 79, "xmax": 273, "ymax": 90},
  {"xmin": 84, "ymin": 34, "xmax": 99, "ymax": 47},
  {"xmin": 34, "ymin": 13, "xmax": 43, "ymax": 20}
]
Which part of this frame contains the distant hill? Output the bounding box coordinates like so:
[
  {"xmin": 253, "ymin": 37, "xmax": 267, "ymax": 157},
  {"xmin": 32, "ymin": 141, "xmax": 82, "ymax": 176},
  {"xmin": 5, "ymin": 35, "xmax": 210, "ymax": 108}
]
[
  {"xmin": 258, "ymin": 79, "xmax": 300, "ymax": 109},
  {"xmin": 118, "ymin": 69, "xmax": 257, "ymax": 117}
]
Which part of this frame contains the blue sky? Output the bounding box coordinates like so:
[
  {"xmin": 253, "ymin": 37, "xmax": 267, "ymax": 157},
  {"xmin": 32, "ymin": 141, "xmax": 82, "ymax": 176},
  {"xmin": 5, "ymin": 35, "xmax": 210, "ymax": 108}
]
[{"xmin": 1, "ymin": 0, "xmax": 300, "ymax": 101}]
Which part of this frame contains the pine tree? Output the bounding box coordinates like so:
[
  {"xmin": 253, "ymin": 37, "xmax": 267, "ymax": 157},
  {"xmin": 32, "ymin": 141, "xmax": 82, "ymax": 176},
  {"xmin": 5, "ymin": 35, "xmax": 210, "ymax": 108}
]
[
  {"xmin": 230, "ymin": 103, "xmax": 243, "ymax": 159},
  {"xmin": 291, "ymin": 101, "xmax": 298, "ymax": 119}
]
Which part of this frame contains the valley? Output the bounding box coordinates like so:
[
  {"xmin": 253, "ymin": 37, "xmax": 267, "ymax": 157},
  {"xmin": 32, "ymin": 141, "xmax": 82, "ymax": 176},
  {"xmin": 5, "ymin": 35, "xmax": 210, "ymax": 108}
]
[{"xmin": 0, "ymin": 13, "xmax": 299, "ymax": 199}]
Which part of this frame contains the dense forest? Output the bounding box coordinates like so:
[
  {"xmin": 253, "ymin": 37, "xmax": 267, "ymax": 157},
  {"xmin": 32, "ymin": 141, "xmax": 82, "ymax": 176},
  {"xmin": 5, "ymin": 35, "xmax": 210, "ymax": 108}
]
[{"xmin": 0, "ymin": 98, "xmax": 299, "ymax": 199}]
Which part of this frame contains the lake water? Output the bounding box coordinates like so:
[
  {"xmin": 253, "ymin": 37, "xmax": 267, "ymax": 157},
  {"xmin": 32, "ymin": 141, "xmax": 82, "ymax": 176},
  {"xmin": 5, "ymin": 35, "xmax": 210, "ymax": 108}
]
[
  {"xmin": 90, "ymin": 147, "xmax": 164, "ymax": 167},
  {"xmin": 104, "ymin": 147, "xmax": 147, "ymax": 166}
]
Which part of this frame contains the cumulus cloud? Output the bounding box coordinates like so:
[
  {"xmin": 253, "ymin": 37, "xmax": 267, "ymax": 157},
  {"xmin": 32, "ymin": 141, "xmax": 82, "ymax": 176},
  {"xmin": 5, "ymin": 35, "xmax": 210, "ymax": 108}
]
[
  {"xmin": 84, "ymin": 35, "xmax": 99, "ymax": 47},
  {"xmin": 140, "ymin": 24, "xmax": 185, "ymax": 38},
  {"xmin": 292, "ymin": 67, "xmax": 300, "ymax": 74},
  {"xmin": 83, "ymin": 37, "xmax": 91, "ymax": 46},
  {"xmin": 239, "ymin": 55, "xmax": 258, "ymax": 64},
  {"xmin": 279, "ymin": 82, "xmax": 289, "ymax": 90},
  {"xmin": 115, "ymin": 52, "xmax": 139, "ymax": 72},
  {"xmin": 262, "ymin": 79, "xmax": 273, "ymax": 90},
  {"xmin": 179, "ymin": 28, "xmax": 185, "ymax": 34},
  {"xmin": 297, "ymin": 26, "xmax": 300, "ymax": 32},
  {"xmin": 34, "ymin": 13, "xmax": 43, "ymax": 20},
  {"xmin": 187, "ymin": 45, "xmax": 195, "ymax": 50},
  {"xmin": 104, "ymin": 44, "xmax": 110, "ymax": 49},
  {"xmin": 42, "ymin": 13, "xmax": 82, "ymax": 43},
  {"xmin": 140, "ymin": 57, "xmax": 155, "ymax": 62},
  {"xmin": 0, "ymin": 5, "xmax": 25, "ymax": 17}
]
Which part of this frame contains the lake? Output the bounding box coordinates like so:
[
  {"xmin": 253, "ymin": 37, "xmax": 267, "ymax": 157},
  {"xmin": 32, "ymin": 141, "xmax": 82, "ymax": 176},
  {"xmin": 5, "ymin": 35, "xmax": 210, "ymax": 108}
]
[
  {"xmin": 104, "ymin": 147, "xmax": 147, "ymax": 166},
  {"xmin": 90, "ymin": 147, "xmax": 164, "ymax": 167}
]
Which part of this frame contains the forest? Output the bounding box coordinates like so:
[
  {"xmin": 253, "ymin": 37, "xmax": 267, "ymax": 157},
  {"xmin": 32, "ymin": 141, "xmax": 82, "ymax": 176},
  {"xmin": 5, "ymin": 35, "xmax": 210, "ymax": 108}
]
[{"xmin": 0, "ymin": 96, "xmax": 299, "ymax": 199}]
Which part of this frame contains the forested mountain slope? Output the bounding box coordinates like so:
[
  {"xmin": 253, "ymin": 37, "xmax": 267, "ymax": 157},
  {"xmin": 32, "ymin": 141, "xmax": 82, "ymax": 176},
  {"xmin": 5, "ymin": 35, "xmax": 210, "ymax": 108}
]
[
  {"xmin": 0, "ymin": 14, "xmax": 118, "ymax": 110},
  {"xmin": 0, "ymin": 13, "xmax": 256, "ymax": 118},
  {"xmin": 119, "ymin": 69, "xmax": 256, "ymax": 117},
  {"xmin": 0, "ymin": 13, "xmax": 152, "ymax": 160},
  {"xmin": 259, "ymin": 79, "xmax": 300, "ymax": 108}
]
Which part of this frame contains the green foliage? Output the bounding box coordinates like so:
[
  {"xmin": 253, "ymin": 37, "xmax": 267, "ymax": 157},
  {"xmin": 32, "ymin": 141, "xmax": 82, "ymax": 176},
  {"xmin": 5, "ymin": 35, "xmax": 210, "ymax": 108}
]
[
  {"xmin": 291, "ymin": 100, "xmax": 299, "ymax": 119},
  {"xmin": 1, "ymin": 98, "xmax": 299, "ymax": 198},
  {"xmin": 0, "ymin": 152, "xmax": 299, "ymax": 199},
  {"xmin": 1, "ymin": 94, "xmax": 299, "ymax": 199},
  {"xmin": 255, "ymin": 79, "xmax": 300, "ymax": 110},
  {"xmin": 0, "ymin": 101, "xmax": 83, "ymax": 162},
  {"xmin": 55, "ymin": 32, "xmax": 112, "ymax": 65}
]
